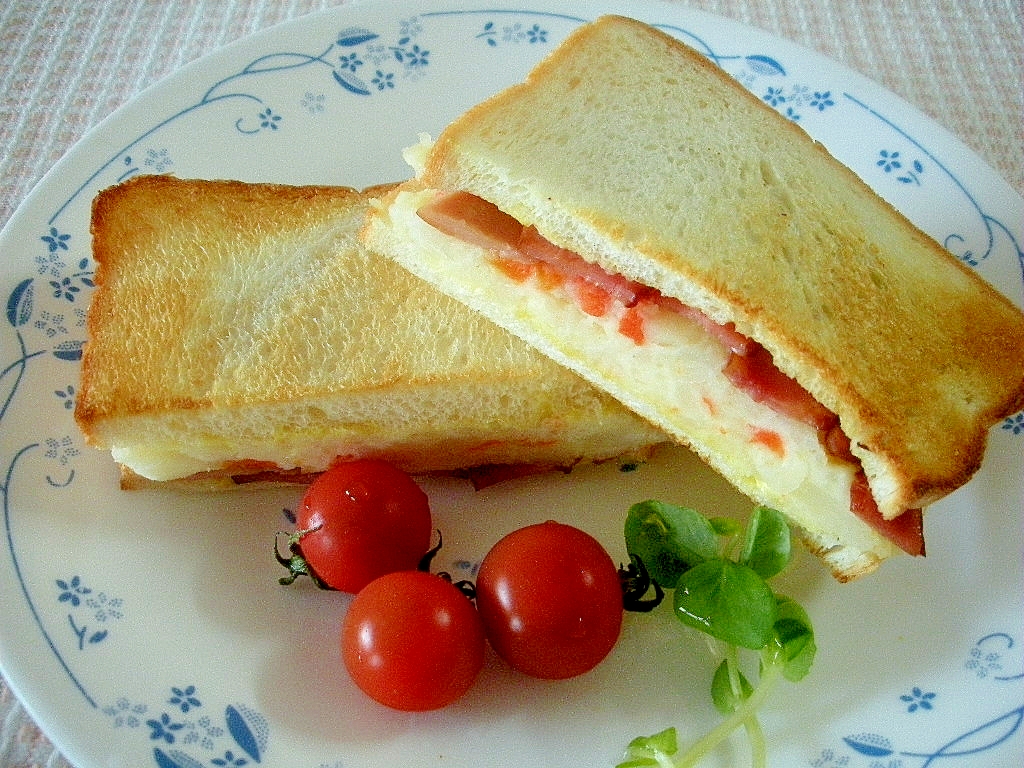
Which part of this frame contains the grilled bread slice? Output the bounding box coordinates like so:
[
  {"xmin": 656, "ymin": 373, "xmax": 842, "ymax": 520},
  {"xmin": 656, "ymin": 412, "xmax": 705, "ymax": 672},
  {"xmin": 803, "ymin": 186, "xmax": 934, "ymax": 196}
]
[
  {"xmin": 75, "ymin": 175, "xmax": 665, "ymax": 489},
  {"xmin": 363, "ymin": 16, "xmax": 1024, "ymax": 579}
]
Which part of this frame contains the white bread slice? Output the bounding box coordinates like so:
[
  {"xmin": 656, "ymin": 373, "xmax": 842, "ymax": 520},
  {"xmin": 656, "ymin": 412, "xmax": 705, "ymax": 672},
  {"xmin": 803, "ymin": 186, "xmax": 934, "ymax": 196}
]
[
  {"xmin": 363, "ymin": 16, "xmax": 1024, "ymax": 579},
  {"xmin": 75, "ymin": 175, "xmax": 666, "ymax": 489}
]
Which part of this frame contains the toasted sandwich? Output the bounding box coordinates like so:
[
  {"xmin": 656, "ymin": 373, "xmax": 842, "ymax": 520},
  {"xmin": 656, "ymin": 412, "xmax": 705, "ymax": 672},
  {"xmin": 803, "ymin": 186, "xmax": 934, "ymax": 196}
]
[
  {"xmin": 362, "ymin": 16, "xmax": 1024, "ymax": 579},
  {"xmin": 75, "ymin": 175, "xmax": 666, "ymax": 489}
]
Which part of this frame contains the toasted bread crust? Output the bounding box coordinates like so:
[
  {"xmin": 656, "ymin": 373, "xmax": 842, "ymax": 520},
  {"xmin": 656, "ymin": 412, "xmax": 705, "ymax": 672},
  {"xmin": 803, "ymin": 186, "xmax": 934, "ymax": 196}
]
[
  {"xmin": 76, "ymin": 175, "xmax": 665, "ymax": 484},
  {"xmin": 417, "ymin": 15, "xmax": 1024, "ymax": 518}
]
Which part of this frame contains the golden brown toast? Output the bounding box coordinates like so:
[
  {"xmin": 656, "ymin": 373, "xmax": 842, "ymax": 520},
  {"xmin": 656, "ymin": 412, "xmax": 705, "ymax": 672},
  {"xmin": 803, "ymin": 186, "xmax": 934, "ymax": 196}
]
[{"xmin": 75, "ymin": 175, "xmax": 665, "ymax": 488}]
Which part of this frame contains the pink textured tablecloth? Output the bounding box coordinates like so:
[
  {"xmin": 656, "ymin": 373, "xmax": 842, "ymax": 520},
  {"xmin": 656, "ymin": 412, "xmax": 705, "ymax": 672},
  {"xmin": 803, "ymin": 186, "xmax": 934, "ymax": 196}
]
[{"xmin": 1, "ymin": 0, "xmax": 1021, "ymax": 765}]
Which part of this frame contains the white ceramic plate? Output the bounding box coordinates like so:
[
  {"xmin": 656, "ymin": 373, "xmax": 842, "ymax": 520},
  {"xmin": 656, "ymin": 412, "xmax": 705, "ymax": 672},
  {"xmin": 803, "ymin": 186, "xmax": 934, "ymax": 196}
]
[{"xmin": 1, "ymin": 2, "xmax": 1022, "ymax": 766}]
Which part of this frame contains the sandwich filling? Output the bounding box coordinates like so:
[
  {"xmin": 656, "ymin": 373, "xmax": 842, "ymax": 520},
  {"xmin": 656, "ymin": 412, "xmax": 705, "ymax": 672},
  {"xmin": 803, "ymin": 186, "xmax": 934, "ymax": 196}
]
[{"xmin": 416, "ymin": 190, "xmax": 924, "ymax": 557}]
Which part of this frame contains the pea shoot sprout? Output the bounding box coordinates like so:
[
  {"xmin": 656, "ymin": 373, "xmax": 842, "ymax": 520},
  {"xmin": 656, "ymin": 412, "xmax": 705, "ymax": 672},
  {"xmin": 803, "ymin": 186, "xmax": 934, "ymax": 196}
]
[{"xmin": 618, "ymin": 501, "xmax": 816, "ymax": 768}]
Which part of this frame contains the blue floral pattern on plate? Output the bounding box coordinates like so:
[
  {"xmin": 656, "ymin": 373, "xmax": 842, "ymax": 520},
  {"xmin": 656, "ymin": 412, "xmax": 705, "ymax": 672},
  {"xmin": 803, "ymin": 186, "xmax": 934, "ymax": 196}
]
[
  {"xmin": 102, "ymin": 687, "xmax": 268, "ymax": 767},
  {"xmin": 810, "ymin": 633, "xmax": 1022, "ymax": 766},
  {"xmin": 1, "ymin": 4, "xmax": 1022, "ymax": 767},
  {"xmin": 56, "ymin": 575, "xmax": 123, "ymax": 649}
]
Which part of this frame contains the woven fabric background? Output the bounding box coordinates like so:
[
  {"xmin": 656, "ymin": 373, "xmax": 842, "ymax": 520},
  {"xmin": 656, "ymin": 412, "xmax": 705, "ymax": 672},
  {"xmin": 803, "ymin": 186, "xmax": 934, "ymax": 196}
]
[{"xmin": 1, "ymin": 0, "xmax": 1021, "ymax": 765}]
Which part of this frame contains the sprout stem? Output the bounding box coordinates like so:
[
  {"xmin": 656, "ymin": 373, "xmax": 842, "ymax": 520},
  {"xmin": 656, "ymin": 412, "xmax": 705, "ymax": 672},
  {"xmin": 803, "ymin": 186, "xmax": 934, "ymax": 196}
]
[{"xmin": 675, "ymin": 661, "xmax": 781, "ymax": 768}]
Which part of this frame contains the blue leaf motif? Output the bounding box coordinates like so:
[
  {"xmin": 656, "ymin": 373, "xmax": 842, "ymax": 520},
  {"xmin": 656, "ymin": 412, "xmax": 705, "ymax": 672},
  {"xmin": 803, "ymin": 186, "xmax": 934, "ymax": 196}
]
[
  {"xmin": 52, "ymin": 340, "xmax": 84, "ymax": 361},
  {"xmin": 6, "ymin": 278, "xmax": 33, "ymax": 327},
  {"xmin": 153, "ymin": 748, "xmax": 206, "ymax": 768},
  {"xmin": 745, "ymin": 54, "xmax": 786, "ymax": 76},
  {"xmin": 225, "ymin": 704, "xmax": 268, "ymax": 762},
  {"xmin": 842, "ymin": 733, "xmax": 894, "ymax": 757},
  {"xmin": 336, "ymin": 27, "xmax": 378, "ymax": 47},
  {"xmin": 88, "ymin": 629, "xmax": 108, "ymax": 644},
  {"xmin": 332, "ymin": 69, "xmax": 370, "ymax": 96}
]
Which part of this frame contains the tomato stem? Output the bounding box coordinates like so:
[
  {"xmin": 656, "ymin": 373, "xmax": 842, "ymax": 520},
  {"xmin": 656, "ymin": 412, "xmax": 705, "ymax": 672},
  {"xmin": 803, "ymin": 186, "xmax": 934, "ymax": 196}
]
[
  {"xmin": 438, "ymin": 576, "xmax": 477, "ymax": 601},
  {"xmin": 274, "ymin": 529, "xmax": 335, "ymax": 590},
  {"xmin": 620, "ymin": 554, "xmax": 665, "ymax": 612},
  {"xmin": 421, "ymin": 530, "xmax": 478, "ymax": 600},
  {"xmin": 418, "ymin": 529, "xmax": 445, "ymax": 572}
]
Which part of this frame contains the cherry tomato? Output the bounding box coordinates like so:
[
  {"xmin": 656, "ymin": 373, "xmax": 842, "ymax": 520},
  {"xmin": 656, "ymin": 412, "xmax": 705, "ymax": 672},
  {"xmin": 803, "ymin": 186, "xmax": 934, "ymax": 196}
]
[
  {"xmin": 341, "ymin": 570, "xmax": 486, "ymax": 711},
  {"xmin": 475, "ymin": 520, "xmax": 623, "ymax": 679},
  {"xmin": 294, "ymin": 459, "xmax": 432, "ymax": 594}
]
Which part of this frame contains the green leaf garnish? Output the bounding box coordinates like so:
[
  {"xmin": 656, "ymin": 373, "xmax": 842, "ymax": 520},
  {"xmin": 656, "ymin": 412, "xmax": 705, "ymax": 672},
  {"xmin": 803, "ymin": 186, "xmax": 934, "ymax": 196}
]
[
  {"xmin": 673, "ymin": 559, "xmax": 776, "ymax": 650},
  {"xmin": 624, "ymin": 500, "xmax": 720, "ymax": 588},
  {"xmin": 708, "ymin": 516, "xmax": 743, "ymax": 537},
  {"xmin": 767, "ymin": 595, "xmax": 816, "ymax": 682},
  {"xmin": 739, "ymin": 506, "xmax": 791, "ymax": 580},
  {"xmin": 710, "ymin": 658, "xmax": 753, "ymax": 715},
  {"xmin": 619, "ymin": 503, "xmax": 816, "ymax": 768},
  {"xmin": 616, "ymin": 727, "xmax": 679, "ymax": 768}
]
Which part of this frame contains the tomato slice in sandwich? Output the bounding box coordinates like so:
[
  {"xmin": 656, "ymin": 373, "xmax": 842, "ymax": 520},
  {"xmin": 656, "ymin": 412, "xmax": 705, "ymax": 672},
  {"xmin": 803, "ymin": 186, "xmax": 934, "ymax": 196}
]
[
  {"xmin": 850, "ymin": 472, "xmax": 925, "ymax": 557},
  {"xmin": 416, "ymin": 190, "xmax": 927, "ymax": 559}
]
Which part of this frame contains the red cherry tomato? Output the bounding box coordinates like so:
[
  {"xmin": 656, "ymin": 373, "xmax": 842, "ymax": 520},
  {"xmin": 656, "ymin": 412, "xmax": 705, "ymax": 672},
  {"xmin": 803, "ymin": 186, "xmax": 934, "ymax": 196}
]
[
  {"xmin": 475, "ymin": 521, "xmax": 623, "ymax": 679},
  {"xmin": 341, "ymin": 570, "xmax": 486, "ymax": 711},
  {"xmin": 294, "ymin": 459, "xmax": 432, "ymax": 594}
]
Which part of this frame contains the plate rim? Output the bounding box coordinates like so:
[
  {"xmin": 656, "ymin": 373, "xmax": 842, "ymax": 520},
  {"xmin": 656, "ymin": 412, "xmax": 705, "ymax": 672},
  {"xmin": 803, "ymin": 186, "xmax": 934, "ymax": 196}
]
[{"xmin": 1, "ymin": 1, "xmax": 1022, "ymax": 766}]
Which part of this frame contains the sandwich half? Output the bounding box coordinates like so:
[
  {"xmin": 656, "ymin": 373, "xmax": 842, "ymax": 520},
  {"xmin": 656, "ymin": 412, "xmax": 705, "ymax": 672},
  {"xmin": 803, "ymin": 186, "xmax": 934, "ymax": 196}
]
[
  {"xmin": 75, "ymin": 175, "xmax": 665, "ymax": 489},
  {"xmin": 363, "ymin": 15, "xmax": 1024, "ymax": 579}
]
